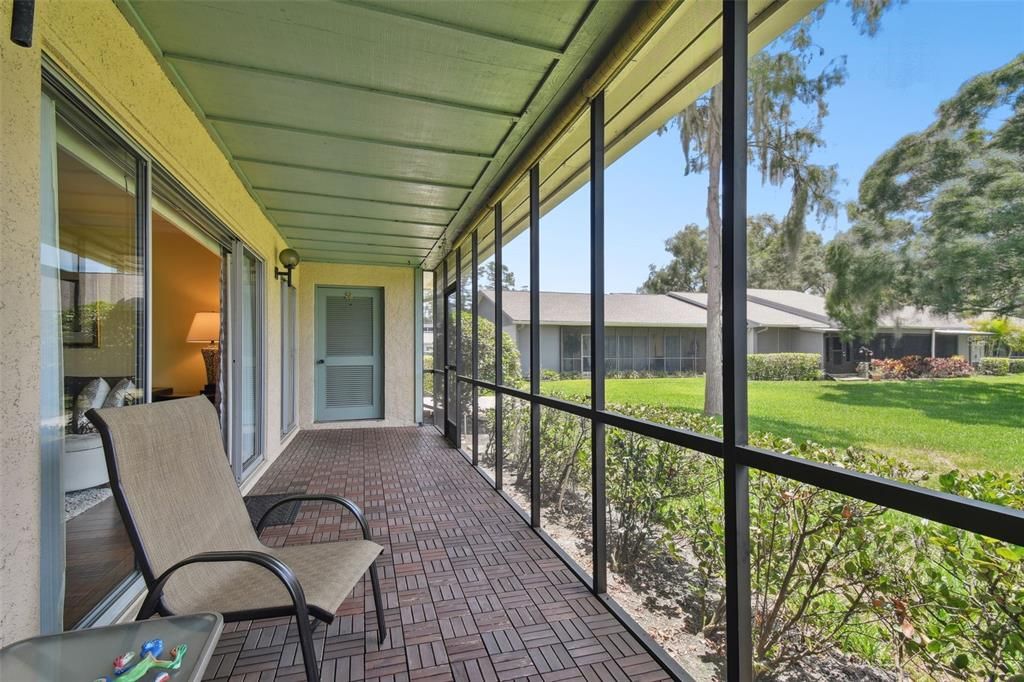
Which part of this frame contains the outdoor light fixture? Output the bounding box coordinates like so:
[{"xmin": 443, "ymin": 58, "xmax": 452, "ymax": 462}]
[
  {"xmin": 10, "ymin": 0, "xmax": 34, "ymax": 47},
  {"xmin": 275, "ymin": 248, "xmax": 300, "ymax": 287}
]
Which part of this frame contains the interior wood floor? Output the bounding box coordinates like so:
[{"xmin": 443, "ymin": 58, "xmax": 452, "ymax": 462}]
[{"xmin": 64, "ymin": 495, "xmax": 135, "ymax": 628}]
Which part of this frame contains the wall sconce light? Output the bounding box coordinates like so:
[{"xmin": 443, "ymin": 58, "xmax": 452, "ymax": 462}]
[{"xmin": 274, "ymin": 248, "xmax": 300, "ymax": 287}]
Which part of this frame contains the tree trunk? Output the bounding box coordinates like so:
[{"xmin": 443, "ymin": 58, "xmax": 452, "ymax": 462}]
[{"xmin": 704, "ymin": 84, "xmax": 724, "ymax": 417}]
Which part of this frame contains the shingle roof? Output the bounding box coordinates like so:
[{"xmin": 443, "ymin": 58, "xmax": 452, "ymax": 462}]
[
  {"xmin": 483, "ymin": 290, "xmax": 708, "ymax": 327},
  {"xmin": 481, "ymin": 289, "xmax": 976, "ymax": 331},
  {"xmin": 746, "ymin": 289, "xmax": 975, "ymax": 331},
  {"xmin": 670, "ymin": 292, "xmax": 830, "ymax": 329}
]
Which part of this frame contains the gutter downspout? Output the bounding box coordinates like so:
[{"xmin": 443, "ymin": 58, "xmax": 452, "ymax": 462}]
[{"xmin": 751, "ymin": 325, "xmax": 768, "ymax": 354}]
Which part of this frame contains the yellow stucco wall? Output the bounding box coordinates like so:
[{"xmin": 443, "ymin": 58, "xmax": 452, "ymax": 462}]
[
  {"xmin": 0, "ymin": 0, "xmax": 43, "ymax": 646},
  {"xmin": 298, "ymin": 263, "xmax": 417, "ymax": 428},
  {"xmin": 35, "ymin": 0, "xmax": 293, "ymax": 449},
  {"xmin": 0, "ymin": 0, "xmax": 416, "ymax": 644}
]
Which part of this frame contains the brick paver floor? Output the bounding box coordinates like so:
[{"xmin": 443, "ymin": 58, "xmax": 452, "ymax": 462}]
[{"xmin": 203, "ymin": 426, "xmax": 671, "ymax": 682}]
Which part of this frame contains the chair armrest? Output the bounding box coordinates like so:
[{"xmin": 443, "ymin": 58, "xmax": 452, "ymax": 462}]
[
  {"xmin": 138, "ymin": 550, "xmax": 308, "ymax": 621},
  {"xmin": 255, "ymin": 494, "xmax": 372, "ymax": 540}
]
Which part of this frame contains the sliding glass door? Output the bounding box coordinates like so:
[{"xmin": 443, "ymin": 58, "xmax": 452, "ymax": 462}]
[
  {"xmin": 231, "ymin": 245, "xmax": 264, "ymax": 480},
  {"xmin": 40, "ymin": 88, "xmax": 147, "ymax": 630}
]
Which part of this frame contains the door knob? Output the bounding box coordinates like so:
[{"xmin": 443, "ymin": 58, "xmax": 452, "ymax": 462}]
[{"xmin": 317, "ymin": 359, "xmax": 325, "ymax": 364}]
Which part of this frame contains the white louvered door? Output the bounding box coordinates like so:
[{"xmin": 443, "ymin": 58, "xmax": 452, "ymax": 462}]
[{"xmin": 315, "ymin": 287, "xmax": 383, "ymax": 421}]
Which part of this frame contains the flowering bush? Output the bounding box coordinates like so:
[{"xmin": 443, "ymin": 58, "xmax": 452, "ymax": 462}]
[
  {"xmin": 926, "ymin": 356, "xmax": 974, "ymax": 378},
  {"xmin": 871, "ymin": 355, "xmax": 974, "ymax": 380},
  {"xmin": 871, "ymin": 356, "xmax": 924, "ymax": 380}
]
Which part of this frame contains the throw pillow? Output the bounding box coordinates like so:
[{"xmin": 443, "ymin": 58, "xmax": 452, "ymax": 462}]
[
  {"xmin": 103, "ymin": 378, "xmax": 136, "ymax": 408},
  {"xmin": 72, "ymin": 378, "xmax": 110, "ymax": 434}
]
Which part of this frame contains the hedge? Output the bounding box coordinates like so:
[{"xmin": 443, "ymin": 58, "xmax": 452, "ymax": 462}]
[
  {"xmin": 979, "ymin": 357, "xmax": 1010, "ymax": 375},
  {"xmin": 1010, "ymin": 358, "xmax": 1024, "ymax": 374},
  {"xmin": 747, "ymin": 352, "xmax": 822, "ymax": 381},
  {"xmin": 485, "ymin": 398, "xmax": 1024, "ymax": 678}
]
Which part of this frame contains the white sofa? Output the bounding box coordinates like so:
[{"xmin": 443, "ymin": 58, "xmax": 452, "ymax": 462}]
[{"xmin": 64, "ymin": 432, "xmax": 108, "ymax": 492}]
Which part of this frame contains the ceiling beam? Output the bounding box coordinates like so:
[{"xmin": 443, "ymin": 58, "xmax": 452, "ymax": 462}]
[
  {"xmin": 266, "ymin": 207, "xmax": 450, "ymax": 228},
  {"xmin": 235, "ymin": 157, "xmax": 474, "ymax": 191},
  {"xmin": 334, "ymin": 0, "xmax": 565, "ymax": 59},
  {"xmin": 279, "ymin": 225, "xmax": 440, "ymax": 242},
  {"xmin": 116, "ymin": 0, "xmax": 284, "ymax": 247},
  {"xmin": 288, "ymin": 238, "xmax": 430, "ymax": 254},
  {"xmin": 206, "ymin": 115, "xmax": 494, "ymax": 159},
  {"xmin": 165, "ymin": 52, "xmax": 522, "ymax": 121},
  {"xmin": 253, "ymin": 186, "xmax": 462, "ymax": 212},
  {"xmin": 299, "ymin": 253, "xmax": 425, "ymax": 266},
  {"xmin": 295, "ymin": 251, "xmax": 424, "ymax": 267}
]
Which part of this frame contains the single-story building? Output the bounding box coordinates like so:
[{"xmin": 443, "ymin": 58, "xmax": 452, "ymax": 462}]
[{"xmin": 480, "ymin": 288, "xmax": 981, "ymax": 376}]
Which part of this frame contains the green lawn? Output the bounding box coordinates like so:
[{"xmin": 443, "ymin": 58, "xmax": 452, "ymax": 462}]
[{"xmin": 544, "ymin": 374, "xmax": 1024, "ymax": 473}]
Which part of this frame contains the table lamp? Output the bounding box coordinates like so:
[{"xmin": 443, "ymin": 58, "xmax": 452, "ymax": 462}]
[{"xmin": 187, "ymin": 311, "xmax": 220, "ymax": 395}]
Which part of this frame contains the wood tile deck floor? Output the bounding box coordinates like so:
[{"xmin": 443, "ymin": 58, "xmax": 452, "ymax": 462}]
[{"xmin": 203, "ymin": 426, "xmax": 671, "ymax": 682}]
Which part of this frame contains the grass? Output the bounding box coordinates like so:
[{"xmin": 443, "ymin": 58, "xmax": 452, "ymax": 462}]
[{"xmin": 544, "ymin": 374, "xmax": 1024, "ymax": 473}]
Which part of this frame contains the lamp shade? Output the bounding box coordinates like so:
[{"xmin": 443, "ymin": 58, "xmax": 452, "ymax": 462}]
[{"xmin": 186, "ymin": 312, "xmax": 220, "ymax": 344}]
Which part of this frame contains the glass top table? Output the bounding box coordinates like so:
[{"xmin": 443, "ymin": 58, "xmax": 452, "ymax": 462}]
[{"xmin": 0, "ymin": 613, "xmax": 222, "ymax": 681}]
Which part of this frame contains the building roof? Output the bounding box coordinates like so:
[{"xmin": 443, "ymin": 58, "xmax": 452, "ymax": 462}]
[
  {"xmin": 481, "ymin": 289, "xmax": 977, "ymax": 332},
  {"xmin": 670, "ymin": 292, "xmax": 830, "ymax": 329},
  {"xmin": 483, "ymin": 290, "xmax": 708, "ymax": 327},
  {"xmin": 746, "ymin": 289, "xmax": 975, "ymax": 331}
]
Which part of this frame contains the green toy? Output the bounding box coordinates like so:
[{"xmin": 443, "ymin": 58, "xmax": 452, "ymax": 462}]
[{"xmin": 92, "ymin": 640, "xmax": 187, "ymax": 682}]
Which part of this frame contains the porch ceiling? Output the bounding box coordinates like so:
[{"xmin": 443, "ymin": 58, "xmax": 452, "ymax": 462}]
[{"xmin": 118, "ymin": 0, "xmax": 638, "ymax": 268}]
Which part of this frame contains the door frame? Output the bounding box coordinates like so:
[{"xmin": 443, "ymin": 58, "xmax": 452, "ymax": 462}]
[
  {"xmin": 229, "ymin": 243, "xmax": 266, "ymax": 482},
  {"xmin": 314, "ymin": 285, "xmax": 385, "ymax": 422},
  {"xmin": 443, "ymin": 282, "xmax": 458, "ymax": 444}
]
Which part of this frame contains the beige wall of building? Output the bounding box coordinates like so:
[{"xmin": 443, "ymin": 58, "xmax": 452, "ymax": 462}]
[
  {"xmin": 297, "ymin": 263, "xmax": 417, "ymax": 428},
  {"xmin": 0, "ymin": 0, "xmax": 417, "ymax": 645},
  {"xmin": 1, "ymin": 0, "xmax": 43, "ymax": 646}
]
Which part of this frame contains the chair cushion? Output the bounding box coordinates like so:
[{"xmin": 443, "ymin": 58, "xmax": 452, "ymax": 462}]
[{"xmin": 160, "ymin": 539, "xmax": 383, "ymax": 618}]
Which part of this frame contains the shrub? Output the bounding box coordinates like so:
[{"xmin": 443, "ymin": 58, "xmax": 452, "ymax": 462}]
[
  {"xmin": 498, "ymin": 397, "xmax": 1022, "ymax": 678},
  {"xmin": 871, "ymin": 355, "xmax": 974, "ymax": 380},
  {"xmin": 871, "ymin": 357, "xmax": 912, "ymax": 380},
  {"xmin": 926, "ymin": 355, "xmax": 974, "ymax": 378},
  {"xmin": 979, "ymin": 357, "xmax": 1010, "ymax": 375},
  {"xmin": 882, "ymin": 471, "xmax": 1024, "ymax": 679},
  {"xmin": 747, "ymin": 353, "xmax": 822, "ymax": 381},
  {"xmin": 460, "ymin": 311, "xmax": 521, "ymax": 384},
  {"xmin": 603, "ymin": 406, "xmax": 721, "ymax": 572},
  {"xmin": 1009, "ymin": 358, "xmax": 1024, "ymax": 374}
]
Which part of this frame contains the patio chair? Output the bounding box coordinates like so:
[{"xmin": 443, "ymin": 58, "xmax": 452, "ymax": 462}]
[{"xmin": 87, "ymin": 397, "xmax": 386, "ymax": 682}]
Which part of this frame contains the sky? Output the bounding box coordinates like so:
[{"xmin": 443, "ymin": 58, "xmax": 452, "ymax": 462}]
[{"xmin": 497, "ymin": 0, "xmax": 1023, "ymax": 294}]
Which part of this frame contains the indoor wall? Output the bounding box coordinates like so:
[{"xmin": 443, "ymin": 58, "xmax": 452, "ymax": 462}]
[{"xmin": 152, "ymin": 218, "xmax": 220, "ymax": 396}]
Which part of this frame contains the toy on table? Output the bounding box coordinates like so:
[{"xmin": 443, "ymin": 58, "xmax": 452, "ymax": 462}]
[{"xmin": 91, "ymin": 638, "xmax": 188, "ymax": 682}]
